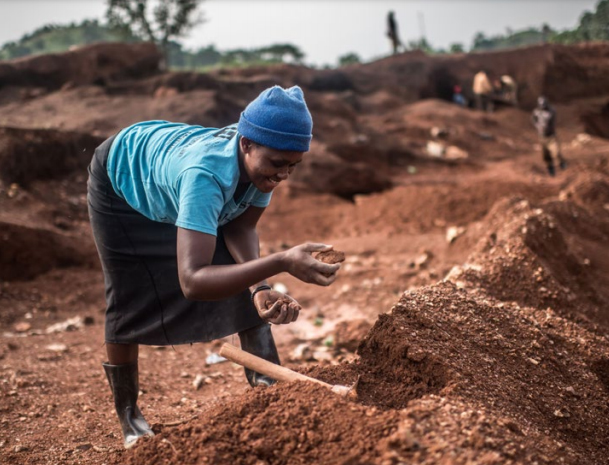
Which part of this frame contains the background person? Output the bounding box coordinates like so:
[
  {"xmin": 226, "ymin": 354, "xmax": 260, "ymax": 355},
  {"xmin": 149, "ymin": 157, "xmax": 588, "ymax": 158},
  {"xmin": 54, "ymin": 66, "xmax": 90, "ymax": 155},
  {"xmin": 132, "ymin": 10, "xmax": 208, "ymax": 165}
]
[
  {"xmin": 472, "ymin": 70, "xmax": 495, "ymax": 113},
  {"xmin": 531, "ymin": 96, "xmax": 567, "ymax": 176},
  {"xmin": 87, "ymin": 85, "xmax": 341, "ymax": 448},
  {"xmin": 387, "ymin": 11, "xmax": 404, "ymax": 55}
]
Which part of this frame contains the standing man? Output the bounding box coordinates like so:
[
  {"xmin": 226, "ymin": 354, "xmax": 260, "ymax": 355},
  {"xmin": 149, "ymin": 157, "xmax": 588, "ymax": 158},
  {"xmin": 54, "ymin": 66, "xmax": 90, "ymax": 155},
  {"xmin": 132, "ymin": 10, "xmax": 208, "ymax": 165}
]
[
  {"xmin": 531, "ymin": 96, "xmax": 567, "ymax": 176},
  {"xmin": 387, "ymin": 11, "xmax": 404, "ymax": 55},
  {"xmin": 472, "ymin": 70, "xmax": 495, "ymax": 112}
]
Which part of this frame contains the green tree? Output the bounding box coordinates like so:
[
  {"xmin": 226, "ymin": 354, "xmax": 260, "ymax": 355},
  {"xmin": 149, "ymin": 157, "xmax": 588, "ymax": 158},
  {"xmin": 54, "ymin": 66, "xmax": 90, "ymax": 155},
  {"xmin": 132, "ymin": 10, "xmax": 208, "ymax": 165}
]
[
  {"xmin": 106, "ymin": 0, "xmax": 203, "ymax": 67},
  {"xmin": 0, "ymin": 19, "xmax": 139, "ymax": 60},
  {"xmin": 449, "ymin": 43, "xmax": 465, "ymax": 54},
  {"xmin": 258, "ymin": 44, "xmax": 305, "ymax": 64},
  {"xmin": 338, "ymin": 52, "xmax": 361, "ymax": 66}
]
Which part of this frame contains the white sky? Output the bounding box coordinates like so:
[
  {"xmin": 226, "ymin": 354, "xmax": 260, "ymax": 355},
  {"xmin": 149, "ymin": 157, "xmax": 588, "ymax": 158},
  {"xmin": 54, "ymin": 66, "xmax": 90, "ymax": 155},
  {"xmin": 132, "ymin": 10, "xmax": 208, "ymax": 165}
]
[{"xmin": 0, "ymin": 0, "xmax": 599, "ymax": 66}]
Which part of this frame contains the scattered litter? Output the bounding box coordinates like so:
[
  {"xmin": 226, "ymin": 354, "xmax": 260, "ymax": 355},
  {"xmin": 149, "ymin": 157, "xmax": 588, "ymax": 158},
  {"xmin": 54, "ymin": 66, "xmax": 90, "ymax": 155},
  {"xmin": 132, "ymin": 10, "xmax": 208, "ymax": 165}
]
[
  {"xmin": 45, "ymin": 316, "xmax": 84, "ymax": 334},
  {"xmin": 205, "ymin": 352, "xmax": 227, "ymax": 365}
]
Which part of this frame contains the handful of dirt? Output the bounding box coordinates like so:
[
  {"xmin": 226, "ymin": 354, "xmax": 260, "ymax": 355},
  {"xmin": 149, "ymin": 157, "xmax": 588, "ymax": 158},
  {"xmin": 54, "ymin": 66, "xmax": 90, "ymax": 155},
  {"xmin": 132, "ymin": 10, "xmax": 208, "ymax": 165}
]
[
  {"xmin": 314, "ymin": 250, "xmax": 346, "ymax": 264},
  {"xmin": 265, "ymin": 297, "xmax": 293, "ymax": 309}
]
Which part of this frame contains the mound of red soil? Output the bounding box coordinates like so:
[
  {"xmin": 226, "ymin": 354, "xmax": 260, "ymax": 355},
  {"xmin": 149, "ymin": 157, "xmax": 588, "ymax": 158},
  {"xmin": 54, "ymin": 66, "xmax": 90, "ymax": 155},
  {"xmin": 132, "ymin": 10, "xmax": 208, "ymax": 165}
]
[
  {"xmin": 0, "ymin": 127, "xmax": 103, "ymax": 185},
  {"xmin": 128, "ymin": 382, "xmax": 401, "ymax": 465},
  {"xmin": 0, "ymin": 220, "xmax": 96, "ymax": 281},
  {"xmin": 447, "ymin": 170, "xmax": 609, "ymax": 329},
  {"xmin": 0, "ymin": 42, "xmax": 161, "ymax": 91}
]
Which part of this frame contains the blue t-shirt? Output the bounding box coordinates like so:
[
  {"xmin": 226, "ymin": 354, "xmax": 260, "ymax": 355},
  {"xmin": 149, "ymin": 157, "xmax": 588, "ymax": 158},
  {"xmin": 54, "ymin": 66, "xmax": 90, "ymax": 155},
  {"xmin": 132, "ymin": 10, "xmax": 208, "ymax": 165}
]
[{"xmin": 106, "ymin": 121, "xmax": 272, "ymax": 236}]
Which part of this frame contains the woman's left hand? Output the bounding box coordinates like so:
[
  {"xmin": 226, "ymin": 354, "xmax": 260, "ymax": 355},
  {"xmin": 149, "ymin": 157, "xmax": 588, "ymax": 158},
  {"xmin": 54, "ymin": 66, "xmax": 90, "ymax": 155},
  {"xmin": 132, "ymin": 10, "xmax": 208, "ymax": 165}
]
[{"xmin": 253, "ymin": 290, "xmax": 301, "ymax": 325}]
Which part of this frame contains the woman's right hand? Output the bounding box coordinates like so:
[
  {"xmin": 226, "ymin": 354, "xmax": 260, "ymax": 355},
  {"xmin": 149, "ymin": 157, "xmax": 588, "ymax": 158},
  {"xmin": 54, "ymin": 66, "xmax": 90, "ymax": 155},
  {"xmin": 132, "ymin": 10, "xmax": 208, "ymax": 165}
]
[{"xmin": 281, "ymin": 243, "xmax": 341, "ymax": 286}]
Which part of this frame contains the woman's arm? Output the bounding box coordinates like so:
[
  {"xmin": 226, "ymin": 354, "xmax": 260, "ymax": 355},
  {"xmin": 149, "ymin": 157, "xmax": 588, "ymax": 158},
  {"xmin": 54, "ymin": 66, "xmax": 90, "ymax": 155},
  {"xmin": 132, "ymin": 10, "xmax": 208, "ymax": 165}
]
[
  {"xmin": 176, "ymin": 207, "xmax": 340, "ymax": 301},
  {"xmin": 221, "ymin": 206, "xmax": 268, "ymax": 291}
]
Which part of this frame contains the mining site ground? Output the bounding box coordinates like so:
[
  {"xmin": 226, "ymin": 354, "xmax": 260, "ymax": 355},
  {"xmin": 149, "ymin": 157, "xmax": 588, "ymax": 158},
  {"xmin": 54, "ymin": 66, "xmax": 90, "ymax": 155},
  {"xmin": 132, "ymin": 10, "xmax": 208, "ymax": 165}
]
[{"xmin": 1, "ymin": 42, "xmax": 609, "ymax": 464}]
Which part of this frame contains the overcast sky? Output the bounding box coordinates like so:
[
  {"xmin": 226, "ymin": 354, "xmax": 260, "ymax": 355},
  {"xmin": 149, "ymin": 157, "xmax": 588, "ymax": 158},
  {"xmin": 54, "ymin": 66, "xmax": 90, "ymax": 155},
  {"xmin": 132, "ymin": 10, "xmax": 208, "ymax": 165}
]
[{"xmin": 0, "ymin": 0, "xmax": 599, "ymax": 66}]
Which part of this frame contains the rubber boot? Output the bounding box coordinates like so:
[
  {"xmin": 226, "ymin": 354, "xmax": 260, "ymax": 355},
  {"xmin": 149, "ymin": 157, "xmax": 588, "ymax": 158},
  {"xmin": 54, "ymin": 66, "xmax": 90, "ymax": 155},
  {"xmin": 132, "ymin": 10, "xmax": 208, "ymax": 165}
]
[
  {"xmin": 238, "ymin": 323, "xmax": 281, "ymax": 387},
  {"xmin": 103, "ymin": 361, "xmax": 154, "ymax": 448}
]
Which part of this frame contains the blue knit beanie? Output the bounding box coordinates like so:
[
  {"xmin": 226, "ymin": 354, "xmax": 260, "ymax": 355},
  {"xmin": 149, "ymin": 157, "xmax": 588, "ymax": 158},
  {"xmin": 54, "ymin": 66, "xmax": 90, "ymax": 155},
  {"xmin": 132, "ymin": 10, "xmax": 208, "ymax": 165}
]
[{"xmin": 238, "ymin": 85, "xmax": 313, "ymax": 152}]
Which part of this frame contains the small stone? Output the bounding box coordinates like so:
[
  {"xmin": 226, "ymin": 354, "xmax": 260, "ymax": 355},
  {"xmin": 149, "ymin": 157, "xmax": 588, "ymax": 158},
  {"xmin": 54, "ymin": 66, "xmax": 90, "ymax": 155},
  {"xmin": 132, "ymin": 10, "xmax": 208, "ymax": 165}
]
[
  {"xmin": 45, "ymin": 343, "xmax": 68, "ymax": 353},
  {"xmin": 407, "ymin": 346, "xmax": 428, "ymax": 362},
  {"xmin": 14, "ymin": 322, "xmax": 31, "ymax": 333},
  {"xmin": 193, "ymin": 374, "xmax": 205, "ymax": 390},
  {"xmin": 446, "ymin": 226, "xmax": 465, "ymax": 244},
  {"xmin": 553, "ymin": 409, "xmax": 570, "ymax": 418}
]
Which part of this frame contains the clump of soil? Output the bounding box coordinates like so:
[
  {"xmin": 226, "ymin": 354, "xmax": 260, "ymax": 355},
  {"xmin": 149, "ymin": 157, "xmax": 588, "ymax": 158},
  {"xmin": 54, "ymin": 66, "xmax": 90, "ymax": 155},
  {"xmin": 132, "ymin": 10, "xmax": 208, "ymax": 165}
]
[
  {"xmin": 314, "ymin": 249, "xmax": 346, "ymax": 264},
  {"xmin": 127, "ymin": 382, "xmax": 401, "ymax": 465}
]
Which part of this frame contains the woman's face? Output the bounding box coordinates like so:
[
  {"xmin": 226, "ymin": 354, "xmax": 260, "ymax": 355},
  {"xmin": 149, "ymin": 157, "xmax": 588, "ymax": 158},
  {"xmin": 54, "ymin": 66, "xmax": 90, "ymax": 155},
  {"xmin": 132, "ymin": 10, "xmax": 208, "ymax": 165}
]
[{"xmin": 240, "ymin": 138, "xmax": 304, "ymax": 193}]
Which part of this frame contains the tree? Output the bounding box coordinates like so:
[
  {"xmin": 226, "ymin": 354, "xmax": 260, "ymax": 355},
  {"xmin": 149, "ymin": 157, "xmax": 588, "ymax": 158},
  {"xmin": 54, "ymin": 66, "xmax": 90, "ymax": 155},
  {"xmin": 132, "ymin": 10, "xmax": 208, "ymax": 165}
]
[
  {"xmin": 338, "ymin": 52, "xmax": 361, "ymax": 66},
  {"xmin": 106, "ymin": 0, "xmax": 203, "ymax": 67},
  {"xmin": 258, "ymin": 44, "xmax": 305, "ymax": 64},
  {"xmin": 449, "ymin": 43, "xmax": 465, "ymax": 54}
]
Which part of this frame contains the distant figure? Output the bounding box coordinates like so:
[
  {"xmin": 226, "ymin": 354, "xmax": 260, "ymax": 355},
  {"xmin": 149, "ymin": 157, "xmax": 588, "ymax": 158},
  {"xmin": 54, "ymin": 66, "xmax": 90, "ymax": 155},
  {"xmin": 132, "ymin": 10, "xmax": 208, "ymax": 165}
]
[
  {"xmin": 452, "ymin": 85, "xmax": 467, "ymax": 107},
  {"xmin": 500, "ymin": 75, "xmax": 518, "ymax": 105},
  {"xmin": 472, "ymin": 70, "xmax": 495, "ymax": 113},
  {"xmin": 531, "ymin": 96, "xmax": 567, "ymax": 176},
  {"xmin": 387, "ymin": 11, "xmax": 403, "ymax": 54}
]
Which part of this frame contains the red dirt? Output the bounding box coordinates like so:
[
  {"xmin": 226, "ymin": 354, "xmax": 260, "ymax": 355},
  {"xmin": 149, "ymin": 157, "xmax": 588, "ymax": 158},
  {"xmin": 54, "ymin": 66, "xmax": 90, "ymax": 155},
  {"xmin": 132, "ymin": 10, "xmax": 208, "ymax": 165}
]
[
  {"xmin": 1, "ymin": 42, "xmax": 609, "ymax": 465},
  {"xmin": 314, "ymin": 250, "xmax": 346, "ymax": 264}
]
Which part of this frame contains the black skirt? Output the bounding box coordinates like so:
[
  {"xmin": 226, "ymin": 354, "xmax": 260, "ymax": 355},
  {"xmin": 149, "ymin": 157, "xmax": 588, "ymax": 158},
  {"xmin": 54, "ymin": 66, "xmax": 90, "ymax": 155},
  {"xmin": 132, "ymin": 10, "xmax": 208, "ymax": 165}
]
[{"xmin": 86, "ymin": 135, "xmax": 264, "ymax": 345}]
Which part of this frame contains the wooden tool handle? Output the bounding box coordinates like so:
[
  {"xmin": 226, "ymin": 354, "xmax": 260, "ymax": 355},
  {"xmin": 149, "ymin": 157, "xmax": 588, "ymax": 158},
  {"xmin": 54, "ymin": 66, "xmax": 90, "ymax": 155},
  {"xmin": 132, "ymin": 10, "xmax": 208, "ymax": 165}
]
[{"xmin": 219, "ymin": 343, "xmax": 333, "ymax": 389}]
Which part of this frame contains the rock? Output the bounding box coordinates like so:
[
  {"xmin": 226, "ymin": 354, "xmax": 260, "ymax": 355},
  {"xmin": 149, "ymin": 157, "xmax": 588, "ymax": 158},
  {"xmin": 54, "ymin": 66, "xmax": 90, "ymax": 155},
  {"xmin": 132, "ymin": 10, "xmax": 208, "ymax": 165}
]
[
  {"xmin": 14, "ymin": 322, "xmax": 31, "ymax": 333},
  {"xmin": 193, "ymin": 374, "xmax": 206, "ymax": 390},
  {"xmin": 553, "ymin": 409, "xmax": 570, "ymax": 418},
  {"xmin": 45, "ymin": 343, "xmax": 68, "ymax": 353},
  {"xmin": 407, "ymin": 346, "xmax": 428, "ymax": 362},
  {"xmin": 291, "ymin": 343, "xmax": 315, "ymax": 361},
  {"xmin": 446, "ymin": 226, "xmax": 466, "ymax": 244},
  {"xmin": 445, "ymin": 145, "xmax": 469, "ymax": 160},
  {"xmin": 426, "ymin": 140, "xmax": 445, "ymax": 158}
]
